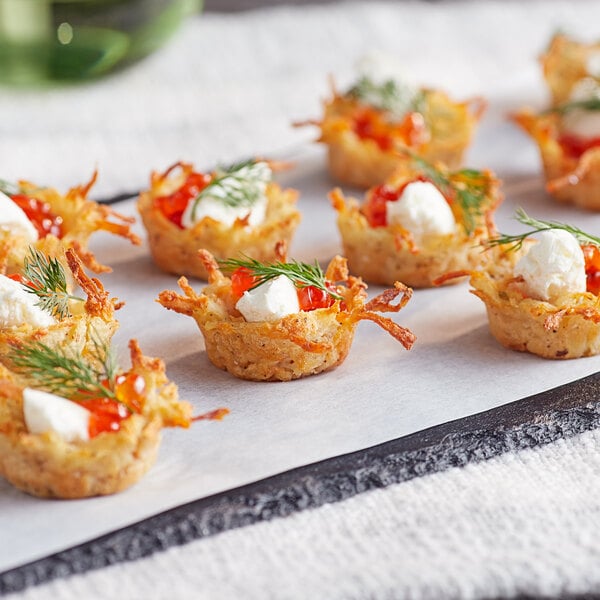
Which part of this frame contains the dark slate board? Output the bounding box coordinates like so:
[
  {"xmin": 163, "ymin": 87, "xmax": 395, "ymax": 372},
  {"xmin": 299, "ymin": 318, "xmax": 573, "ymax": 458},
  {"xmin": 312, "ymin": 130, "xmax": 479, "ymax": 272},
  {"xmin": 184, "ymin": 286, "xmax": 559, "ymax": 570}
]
[{"xmin": 2, "ymin": 371, "xmax": 599, "ymax": 596}]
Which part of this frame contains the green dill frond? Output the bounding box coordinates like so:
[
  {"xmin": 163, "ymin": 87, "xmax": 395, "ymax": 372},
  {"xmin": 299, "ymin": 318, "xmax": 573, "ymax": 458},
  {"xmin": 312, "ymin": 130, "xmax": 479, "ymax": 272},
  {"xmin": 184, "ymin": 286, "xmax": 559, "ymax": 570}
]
[
  {"xmin": 486, "ymin": 208, "xmax": 600, "ymax": 251},
  {"xmin": 21, "ymin": 247, "xmax": 84, "ymax": 319},
  {"xmin": 218, "ymin": 256, "xmax": 343, "ymax": 300},
  {"xmin": 408, "ymin": 154, "xmax": 492, "ymax": 235},
  {"xmin": 189, "ymin": 160, "xmax": 271, "ymax": 219},
  {"xmin": 0, "ymin": 178, "xmax": 21, "ymax": 196},
  {"xmin": 347, "ymin": 76, "xmax": 424, "ymax": 118},
  {"xmin": 9, "ymin": 338, "xmax": 117, "ymax": 402},
  {"xmin": 545, "ymin": 97, "xmax": 600, "ymax": 115}
]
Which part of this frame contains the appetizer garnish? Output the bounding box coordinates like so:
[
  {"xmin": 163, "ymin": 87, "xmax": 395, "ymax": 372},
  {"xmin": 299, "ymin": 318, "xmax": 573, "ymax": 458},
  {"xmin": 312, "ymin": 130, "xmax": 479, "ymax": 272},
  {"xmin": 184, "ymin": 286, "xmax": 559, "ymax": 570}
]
[
  {"xmin": 297, "ymin": 54, "xmax": 485, "ymax": 188},
  {"xmin": 0, "ymin": 173, "xmax": 140, "ymax": 274},
  {"xmin": 330, "ymin": 156, "xmax": 501, "ymax": 287},
  {"xmin": 514, "ymin": 35, "xmax": 600, "ymax": 210},
  {"xmin": 157, "ymin": 246, "xmax": 415, "ymax": 381},
  {"xmin": 138, "ymin": 159, "xmax": 301, "ymax": 280},
  {"xmin": 461, "ymin": 209, "xmax": 600, "ymax": 359},
  {"xmin": 0, "ymin": 338, "xmax": 204, "ymax": 499},
  {"xmin": 0, "ymin": 247, "xmax": 121, "ymax": 369}
]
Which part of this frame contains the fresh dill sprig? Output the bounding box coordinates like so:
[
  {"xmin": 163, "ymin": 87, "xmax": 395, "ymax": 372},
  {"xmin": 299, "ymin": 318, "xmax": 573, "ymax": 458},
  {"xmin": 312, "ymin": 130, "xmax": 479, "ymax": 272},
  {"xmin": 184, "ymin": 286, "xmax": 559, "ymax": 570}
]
[
  {"xmin": 21, "ymin": 247, "xmax": 84, "ymax": 319},
  {"xmin": 9, "ymin": 337, "xmax": 119, "ymax": 402},
  {"xmin": 190, "ymin": 160, "xmax": 271, "ymax": 220},
  {"xmin": 545, "ymin": 97, "xmax": 600, "ymax": 115},
  {"xmin": 347, "ymin": 76, "xmax": 425, "ymax": 118},
  {"xmin": 0, "ymin": 178, "xmax": 21, "ymax": 196},
  {"xmin": 219, "ymin": 256, "xmax": 343, "ymax": 300},
  {"xmin": 408, "ymin": 154, "xmax": 491, "ymax": 236},
  {"xmin": 486, "ymin": 208, "xmax": 600, "ymax": 251}
]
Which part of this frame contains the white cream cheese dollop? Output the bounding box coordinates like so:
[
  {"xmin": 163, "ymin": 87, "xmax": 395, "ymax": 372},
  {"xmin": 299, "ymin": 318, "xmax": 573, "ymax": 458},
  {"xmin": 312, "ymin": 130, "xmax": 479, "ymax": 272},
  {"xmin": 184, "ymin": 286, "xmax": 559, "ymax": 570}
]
[
  {"xmin": 585, "ymin": 49, "xmax": 600, "ymax": 79},
  {"xmin": 562, "ymin": 77, "xmax": 600, "ymax": 139},
  {"xmin": 235, "ymin": 275, "xmax": 300, "ymax": 322},
  {"xmin": 23, "ymin": 388, "xmax": 90, "ymax": 442},
  {"xmin": 386, "ymin": 181, "xmax": 456, "ymax": 241},
  {"xmin": 181, "ymin": 162, "xmax": 270, "ymax": 229},
  {"xmin": 0, "ymin": 274, "xmax": 55, "ymax": 329},
  {"xmin": 0, "ymin": 190, "xmax": 38, "ymax": 243},
  {"xmin": 514, "ymin": 229, "xmax": 586, "ymax": 303}
]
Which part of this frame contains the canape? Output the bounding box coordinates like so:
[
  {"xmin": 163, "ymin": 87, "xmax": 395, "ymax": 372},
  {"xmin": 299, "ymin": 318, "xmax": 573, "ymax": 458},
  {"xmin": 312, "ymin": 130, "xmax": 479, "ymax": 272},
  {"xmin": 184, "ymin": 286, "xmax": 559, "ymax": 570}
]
[
  {"xmin": 0, "ymin": 172, "xmax": 139, "ymax": 274},
  {"xmin": 330, "ymin": 156, "xmax": 501, "ymax": 287},
  {"xmin": 464, "ymin": 209, "xmax": 600, "ymax": 359},
  {"xmin": 138, "ymin": 160, "xmax": 302, "ymax": 280},
  {"xmin": 157, "ymin": 245, "xmax": 415, "ymax": 381}
]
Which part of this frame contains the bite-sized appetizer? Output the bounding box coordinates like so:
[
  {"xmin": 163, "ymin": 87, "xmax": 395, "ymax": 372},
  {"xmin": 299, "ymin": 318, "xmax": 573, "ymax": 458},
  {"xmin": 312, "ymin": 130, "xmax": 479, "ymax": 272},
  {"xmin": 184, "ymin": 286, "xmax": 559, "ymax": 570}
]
[
  {"xmin": 0, "ymin": 173, "xmax": 140, "ymax": 274},
  {"xmin": 138, "ymin": 160, "xmax": 302, "ymax": 280},
  {"xmin": 463, "ymin": 209, "xmax": 600, "ymax": 359},
  {"xmin": 514, "ymin": 77, "xmax": 600, "ymax": 210},
  {"xmin": 157, "ymin": 245, "xmax": 415, "ymax": 382},
  {"xmin": 0, "ymin": 246, "xmax": 121, "ymax": 369},
  {"xmin": 297, "ymin": 54, "xmax": 485, "ymax": 189},
  {"xmin": 541, "ymin": 33, "xmax": 600, "ymax": 106},
  {"xmin": 0, "ymin": 338, "xmax": 214, "ymax": 498},
  {"xmin": 330, "ymin": 156, "xmax": 501, "ymax": 287},
  {"xmin": 515, "ymin": 33, "xmax": 600, "ymax": 210}
]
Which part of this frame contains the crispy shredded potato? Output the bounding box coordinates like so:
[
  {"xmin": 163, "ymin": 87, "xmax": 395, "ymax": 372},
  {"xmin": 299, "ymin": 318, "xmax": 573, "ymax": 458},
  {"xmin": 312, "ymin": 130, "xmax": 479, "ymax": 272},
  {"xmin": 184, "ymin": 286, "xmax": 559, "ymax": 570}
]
[
  {"xmin": 137, "ymin": 162, "xmax": 302, "ymax": 280},
  {"xmin": 299, "ymin": 85, "xmax": 485, "ymax": 189},
  {"xmin": 0, "ymin": 340, "xmax": 192, "ymax": 499},
  {"xmin": 157, "ymin": 249, "xmax": 415, "ymax": 382},
  {"xmin": 0, "ymin": 248, "xmax": 121, "ymax": 373},
  {"xmin": 329, "ymin": 163, "xmax": 501, "ymax": 287},
  {"xmin": 468, "ymin": 248, "xmax": 600, "ymax": 359},
  {"xmin": 541, "ymin": 34, "xmax": 600, "ymax": 106},
  {"xmin": 1, "ymin": 172, "xmax": 140, "ymax": 275},
  {"xmin": 513, "ymin": 110, "xmax": 600, "ymax": 210}
]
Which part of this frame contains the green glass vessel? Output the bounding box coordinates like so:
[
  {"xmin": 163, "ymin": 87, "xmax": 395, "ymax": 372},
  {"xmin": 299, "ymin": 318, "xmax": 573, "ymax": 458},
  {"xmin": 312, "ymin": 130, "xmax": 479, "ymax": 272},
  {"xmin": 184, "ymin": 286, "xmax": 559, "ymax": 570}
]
[{"xmin": 0, "ymin": 0, "xmax": 202, "ymax": 84}]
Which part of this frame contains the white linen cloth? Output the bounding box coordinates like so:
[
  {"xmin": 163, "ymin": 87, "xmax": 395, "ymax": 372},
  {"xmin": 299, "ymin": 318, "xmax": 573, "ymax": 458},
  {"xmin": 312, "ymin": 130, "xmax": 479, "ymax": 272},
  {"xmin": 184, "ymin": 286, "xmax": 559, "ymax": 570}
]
[{"xmin": 5, "ymin": 1, "xmax": 600, "ymax": 598}]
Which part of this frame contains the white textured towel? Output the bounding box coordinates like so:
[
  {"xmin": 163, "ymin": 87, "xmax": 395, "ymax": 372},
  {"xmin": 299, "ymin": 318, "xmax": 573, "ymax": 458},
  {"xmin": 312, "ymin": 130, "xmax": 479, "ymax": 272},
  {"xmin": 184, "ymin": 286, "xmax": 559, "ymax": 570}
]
[
  {"xmin": 5, "ymin": 1, "xmax": 600, "ymax": 598},
  {"xmin": 13, "ymin": 427, "xmax": 600, "ymax": 600}
]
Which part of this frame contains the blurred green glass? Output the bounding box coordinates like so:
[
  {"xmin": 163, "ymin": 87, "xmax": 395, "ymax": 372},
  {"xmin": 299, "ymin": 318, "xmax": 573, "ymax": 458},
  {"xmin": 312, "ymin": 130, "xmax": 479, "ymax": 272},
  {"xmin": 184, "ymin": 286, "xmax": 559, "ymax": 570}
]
[{"xmin": 0, "ymin": 0, "xmax": 202, "ymax": 84}]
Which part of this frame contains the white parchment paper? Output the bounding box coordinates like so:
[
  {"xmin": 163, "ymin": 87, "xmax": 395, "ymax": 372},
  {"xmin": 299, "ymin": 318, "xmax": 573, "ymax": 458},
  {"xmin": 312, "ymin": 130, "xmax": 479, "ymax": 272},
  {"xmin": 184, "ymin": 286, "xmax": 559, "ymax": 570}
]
[
  {"xmin": 2, "ymin": 138, "xmax": 600, "ymax": 572},
  {"xmin": 3, "ymin": 0, "xmax": 600, "ymax": 574}
]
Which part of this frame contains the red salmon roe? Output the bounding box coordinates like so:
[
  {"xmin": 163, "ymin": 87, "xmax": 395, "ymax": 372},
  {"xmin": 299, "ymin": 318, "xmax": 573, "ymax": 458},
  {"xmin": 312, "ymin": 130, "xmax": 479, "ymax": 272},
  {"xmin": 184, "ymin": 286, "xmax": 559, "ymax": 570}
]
[
  {"xmin": 74, "ymin": 373, "xmax": 145, "ymax": 437},
  {"xmin": 230, "ymin": 266, "xmax": 337, "ymax": 312},
  {"xmin": 154, "ymin": 172, "xmax": 211, "ymax": 228},
  {"xmin": 10, "ymin": 195, "xmax": 63, "ymax": 238},
  {"xmin": 582, "ymin": 244, "xmax": 600, "ymax": 295},
  {"xmin": 558, "ymin": 133, "xmax": 600, "ymax": 159}
]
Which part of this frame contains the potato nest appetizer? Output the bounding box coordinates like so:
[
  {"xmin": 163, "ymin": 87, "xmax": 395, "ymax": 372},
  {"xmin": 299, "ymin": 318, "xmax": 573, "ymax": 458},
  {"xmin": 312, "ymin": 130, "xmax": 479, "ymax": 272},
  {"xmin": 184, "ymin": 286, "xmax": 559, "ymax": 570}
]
[
  {"xmin": 138, "ymin": 161, "xmax": 302, "ymax": 280},
  {"xmin": 0, "ymin": 172, "xmax": 140, "ymax": 275},
  {"xmin": 469, "ymin": 258, "xmax": 600, "ymax": 360},
  {"xmin": 299, "ymin": 80, "xmax": 485, "ymax": 189},
  {"xmin": 0, "ymin": 340, "xmax": 194, "ymax": 499},
  {"xmin": 157, "ymin": 247, "xmax": 415, "ymax": 382},
  {"xmin": 513, "ymin": 110, "xmax": 600, "ymax": 210},
  {"xmin": 0, "ymin": 248, "xmax": 122, "ymax": 373},
  {"xmin": 446, "ymin": 212, "xmax": 600, "ymax": 359},
  {"xmin": 541, "ymin": 33, "xmax": 600, "ymax": 106},
  {"xmin": 330, "ymin": 158, "xmax": 501, "ymax": 287}
]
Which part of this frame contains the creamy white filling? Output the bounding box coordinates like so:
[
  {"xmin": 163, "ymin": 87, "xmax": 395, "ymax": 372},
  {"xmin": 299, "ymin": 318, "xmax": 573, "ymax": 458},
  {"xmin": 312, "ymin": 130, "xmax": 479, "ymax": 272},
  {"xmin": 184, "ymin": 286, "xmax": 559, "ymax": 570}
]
[
  {"xmin": 586, "ymin": 49, "xmax": 600, "ymax": 78},
  {"xmin": 23, "ymin": 388, "xmax": 90, "ymax": 443},
  {"xmin": 0, "ymin": 274, "xmax": 55, "ymax": 329},
  {"xmin": 0, "ymin": 190, "xmax": 38, "ymax": 243},
  {"xmin": 562, "ymin": 78, "xmax": 600, "ymax": 139},
  {"xmin": 514, "ymin": 229, "xmax": 586, "ymax": 303},
  {"xmin": 235, "ymin": 275, "xmax": 300, "ymax": 322},
  {"xmin": 386, "ymin": 181, "xmax": 456, "ymax": 241},
  {"xmin": 181, "ymin": 162, "xmax": 271, "ymax": 229}
]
